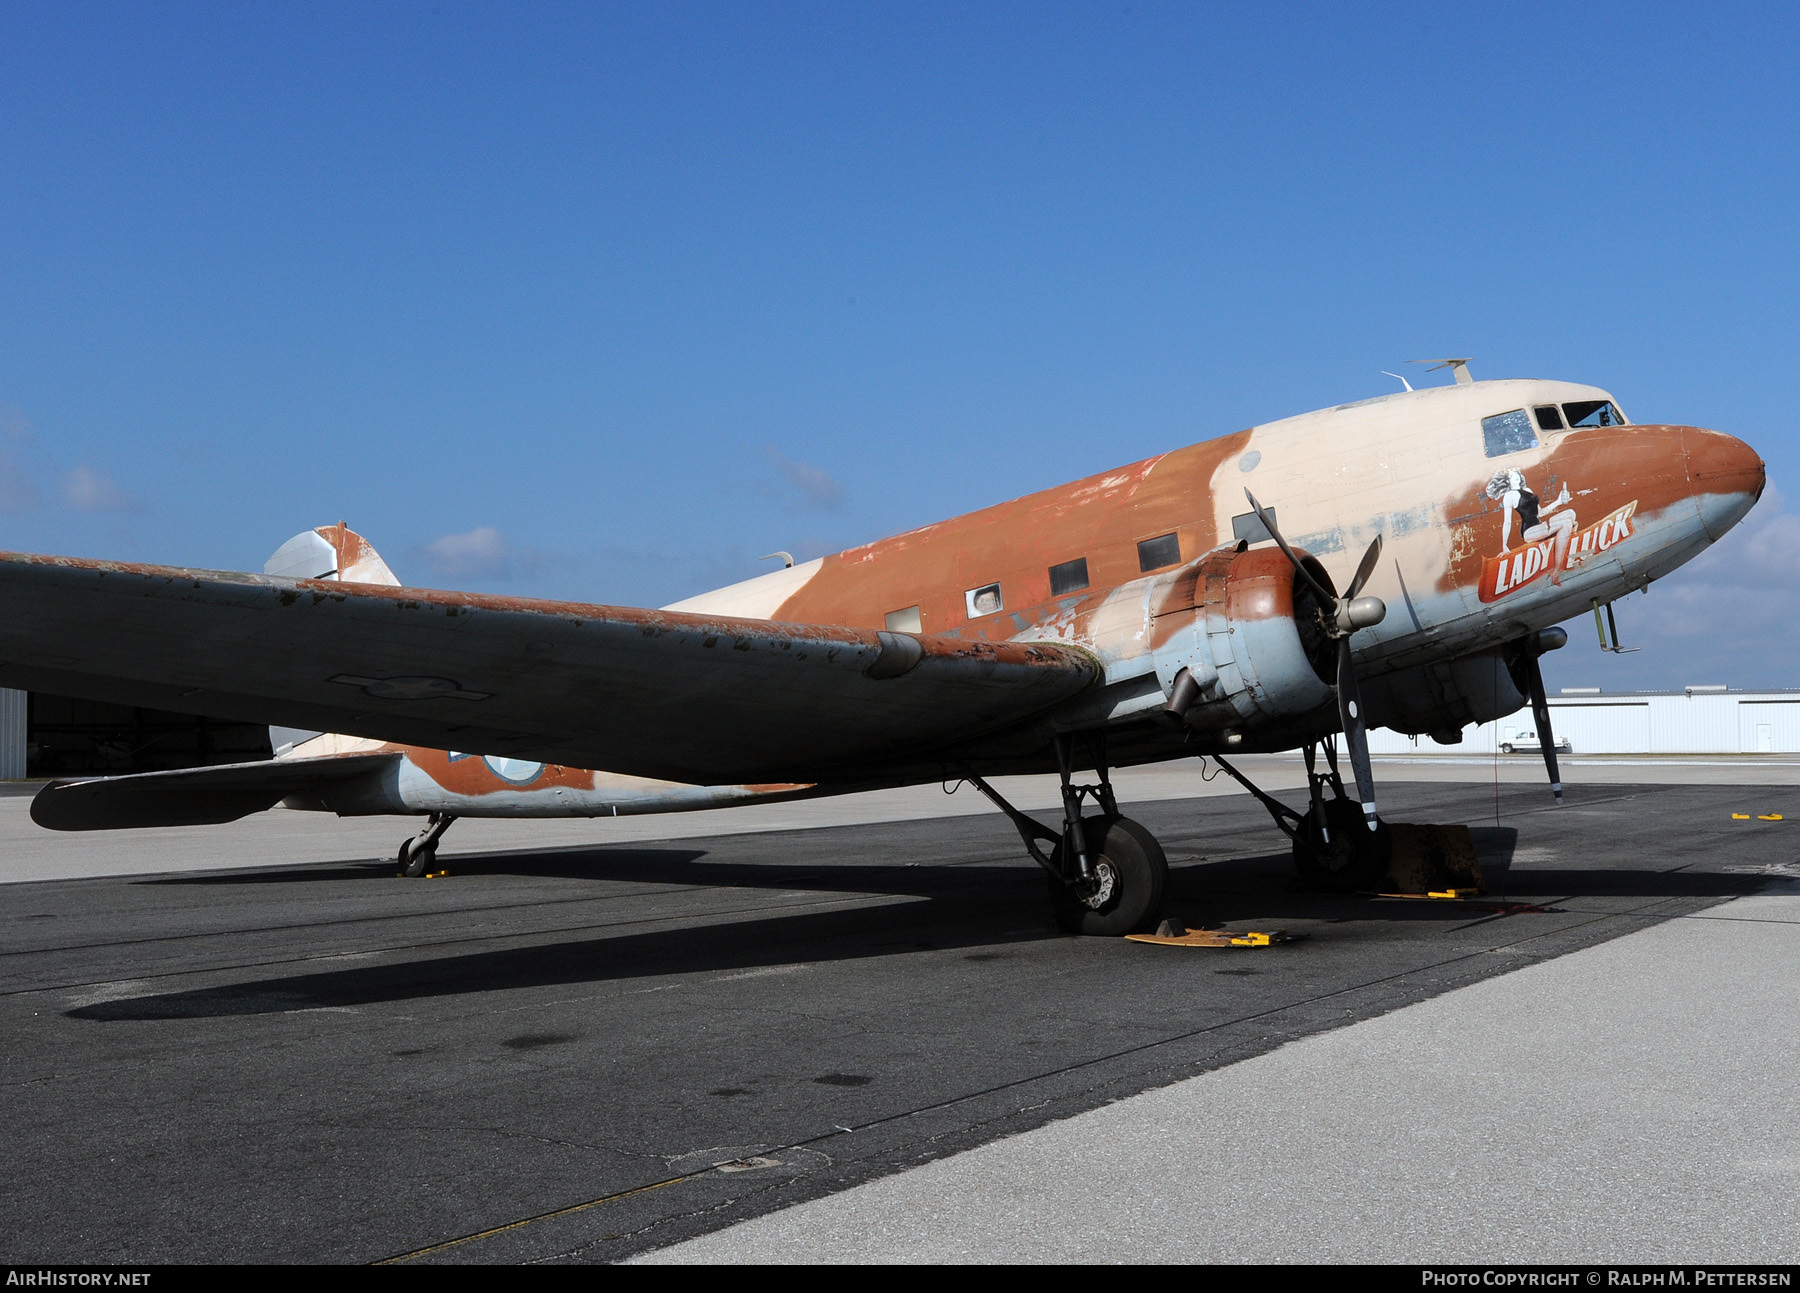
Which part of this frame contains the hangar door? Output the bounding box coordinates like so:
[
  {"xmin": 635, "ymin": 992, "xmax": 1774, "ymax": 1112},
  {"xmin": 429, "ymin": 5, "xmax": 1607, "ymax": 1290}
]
[
  {"xmin": 1554, "ymin": 703, "xmax": 1650, "ymax": 754},
  {"xmin": 1740, "ymin": 702, "xmax": 1800, "ymax": 753}
]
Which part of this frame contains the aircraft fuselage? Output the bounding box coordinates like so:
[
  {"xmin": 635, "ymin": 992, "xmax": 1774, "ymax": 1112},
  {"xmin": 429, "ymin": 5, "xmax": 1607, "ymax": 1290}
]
[{"xmin": 313, "ymin": 376, "xmax": 1761, "ymax": 817}]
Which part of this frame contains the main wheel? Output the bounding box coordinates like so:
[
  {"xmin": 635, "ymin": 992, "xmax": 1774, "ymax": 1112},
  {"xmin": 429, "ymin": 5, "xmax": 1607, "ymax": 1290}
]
[
  {"xmin": 1046, "ymin": 815, "xmax": 1168, "ymax": 936},
  {"xmin": 1291, "ymin": 796, "xmax": 1390, "ymax": 892}
]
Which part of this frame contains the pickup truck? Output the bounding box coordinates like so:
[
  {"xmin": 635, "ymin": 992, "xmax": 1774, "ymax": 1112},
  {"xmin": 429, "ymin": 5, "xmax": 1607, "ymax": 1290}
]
[{"xmin": 1500, "ymin": 731, "xmax": 1573, "ymax": 755}]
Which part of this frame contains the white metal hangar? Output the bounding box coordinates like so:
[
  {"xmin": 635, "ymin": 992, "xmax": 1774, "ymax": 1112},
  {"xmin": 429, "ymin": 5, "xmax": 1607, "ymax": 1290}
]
[{"xmin": 1367, "ymin": 686, "xmax": 1800, "ymax": 757}]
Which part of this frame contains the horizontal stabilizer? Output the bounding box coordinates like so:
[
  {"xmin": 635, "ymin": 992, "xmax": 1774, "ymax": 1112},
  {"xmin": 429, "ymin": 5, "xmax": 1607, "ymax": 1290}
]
[{"xmin": 31, "ymin": 752, "xmax": 400, "ymax": 831}]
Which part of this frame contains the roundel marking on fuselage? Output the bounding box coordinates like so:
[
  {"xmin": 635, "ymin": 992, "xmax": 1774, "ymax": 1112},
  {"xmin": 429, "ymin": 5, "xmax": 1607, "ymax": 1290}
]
[{"xmin": 483, "ymin": 756, "xmax": 546, "ymax": 785}]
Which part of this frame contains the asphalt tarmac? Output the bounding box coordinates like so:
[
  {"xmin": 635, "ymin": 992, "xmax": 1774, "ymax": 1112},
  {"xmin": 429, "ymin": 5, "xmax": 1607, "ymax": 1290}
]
[{"xmin": 2, "ymin": 771, "xmax": 1796, "ymax": 1264}]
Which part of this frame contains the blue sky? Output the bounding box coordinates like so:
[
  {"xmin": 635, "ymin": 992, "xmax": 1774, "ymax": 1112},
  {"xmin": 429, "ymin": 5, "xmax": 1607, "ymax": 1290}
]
[{"xmin": 1, "ymin": 1, "xmax": 1795, "ymax": 691}]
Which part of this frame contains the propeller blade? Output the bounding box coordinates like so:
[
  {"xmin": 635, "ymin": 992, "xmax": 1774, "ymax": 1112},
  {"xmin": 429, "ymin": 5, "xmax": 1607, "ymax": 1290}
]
[
  {"xmin": 1335, "ymin": 637, "xmax": 1379, "ymax": 830},
  {"xmin": 1346, "ymin": 533, "xmax": 1383, "ymax": 600},
  {"xmin": 1522, "ymin": 649, "xmax": 1565, "ymax": 805},
  {"xmin": 1244, "ymin": 489, "xmax": 1336, "ymax": 604}
]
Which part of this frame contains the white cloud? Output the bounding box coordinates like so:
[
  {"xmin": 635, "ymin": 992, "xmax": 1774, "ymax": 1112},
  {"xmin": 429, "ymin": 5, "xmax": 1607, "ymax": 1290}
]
[
  {"xmin": 1637, "ymin": 485, "xmax": 1793, "ymax": 638},
  {"xmin": 61, "ymin": 465, "xmax": 139, "ymax": 513},
  {"xmin": 423, "ymin": 525, "xmax": 512, "ymax": 578},
  {"xmin": 759, "ymin": 447, "xmax": 846, "ymax": 512},
  {"xmin": 1552, "ymin": 484, "xmax": 1800, "ymax": 689}
]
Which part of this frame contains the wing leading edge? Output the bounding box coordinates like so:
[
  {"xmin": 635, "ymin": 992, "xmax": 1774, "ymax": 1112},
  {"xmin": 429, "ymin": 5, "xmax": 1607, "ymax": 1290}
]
[{"xmin": 0, "ymin": 552, "xmax": 1098, "ymax": 785}]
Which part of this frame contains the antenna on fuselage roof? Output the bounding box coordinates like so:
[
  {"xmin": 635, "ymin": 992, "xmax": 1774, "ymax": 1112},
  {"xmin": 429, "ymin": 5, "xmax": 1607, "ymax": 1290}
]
[
  {"xmin": 1408, "ymin": 357, "xmax": 1474, "ymax": 385},
  {"xmin": 1380, "ymin": 370, "xmax": 1414, "ymax": 392},
  {"xmin": 759, "ymin": 551, "xmax": 795, "ymax": 569}
]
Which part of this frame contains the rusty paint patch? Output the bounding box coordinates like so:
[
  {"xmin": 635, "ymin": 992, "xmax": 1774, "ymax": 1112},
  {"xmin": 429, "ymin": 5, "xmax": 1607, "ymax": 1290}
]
[{"xmin": 769, "ymin": 431, "xmax": 1252, "ymax": 636}]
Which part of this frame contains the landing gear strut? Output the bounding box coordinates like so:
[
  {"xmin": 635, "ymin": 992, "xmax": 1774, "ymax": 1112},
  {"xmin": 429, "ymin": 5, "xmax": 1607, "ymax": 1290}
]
[
  {"xmin": 1208, "ymin": 740, "xmax": 1388, "ymax": 891},
  {"xmin": 397, "ymin": 812, "xmax": 457, "ymax": 877},
  {"xmin": 964, "ymin": 732, "xmax": 1168, "ymax": 935}
]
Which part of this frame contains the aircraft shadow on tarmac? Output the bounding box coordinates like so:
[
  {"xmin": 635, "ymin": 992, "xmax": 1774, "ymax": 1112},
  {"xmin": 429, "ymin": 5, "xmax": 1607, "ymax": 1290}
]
[
  {"xmin": 134, "ymin": 847, "xmax": 716, "ymax": 886},
  {"xmin": 72, "ymin": 826, "xmax": 1772, "ymax": 1024},
  {"xmin": 67, "ymin": 895, "xmax": 1051, "ymax": 1021},
  {"xmin": 131, "ymin": 824, "xmax": 1766, "ymax": 911},
  {"xmin": 136, "ymin": 816, "xmax": 1524, "ymax": 890}
]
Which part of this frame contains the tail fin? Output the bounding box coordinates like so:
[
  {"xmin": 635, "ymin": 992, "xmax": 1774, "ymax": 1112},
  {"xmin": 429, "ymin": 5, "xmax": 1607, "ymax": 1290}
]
[
  {"xmin": 263, "ymin": 523, "xmax": 400, "ymax": 756},
  {"xmin": 264, "ymin": 521, "xmax": 400, "ymax": 586}
]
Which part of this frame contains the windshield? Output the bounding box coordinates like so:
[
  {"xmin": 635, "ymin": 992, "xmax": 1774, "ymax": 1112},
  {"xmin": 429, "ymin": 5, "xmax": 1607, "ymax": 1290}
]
[{"xmin": 1563, "ymin": 399, "xmax": 1626, "ymax": 427}]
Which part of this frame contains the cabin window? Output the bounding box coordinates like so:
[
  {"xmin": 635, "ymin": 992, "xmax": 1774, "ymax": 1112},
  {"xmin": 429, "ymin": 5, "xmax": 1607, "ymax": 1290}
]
[
  {"xmin": 1048, "ymin": 557, "xmax": 1089, "ymax": 596},
  {"xmin": 1137, "ymin": 533, "xmax": 1181, "ymax": 572},
  {"xmin": 965, "ymin": 583, "xmax": 1003, "ymax": 618},
  {"xmin": 1563, "ymin": 400, "xmax": 1625, "ymax": 427},
  {"xmin": 1481, "ymin": 409, "xmax": 1538, "ymax": 457},
  {"xmin": 1533, "ymin": 405, "xmax": 1565, "ymax": 431},
  {"xmin": 885, "ymin": 606, "xmax": 922, "ymax": 633},
  {"xmin": 1231, "ymin": 509, "xmax": 1275, "ymax": 545}
]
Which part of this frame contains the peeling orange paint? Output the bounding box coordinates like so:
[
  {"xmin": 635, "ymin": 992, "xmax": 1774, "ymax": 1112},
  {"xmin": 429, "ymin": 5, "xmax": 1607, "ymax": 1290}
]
[{"xmin": 772, "ymin": 432, "xmax": 1252, "ymax": 634}]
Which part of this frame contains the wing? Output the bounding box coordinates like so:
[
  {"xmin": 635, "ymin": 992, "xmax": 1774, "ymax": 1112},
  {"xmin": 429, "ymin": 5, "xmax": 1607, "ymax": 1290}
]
[{"xmin": 0, "ymin": 552, "xmax": 1097, "ymax": 785}]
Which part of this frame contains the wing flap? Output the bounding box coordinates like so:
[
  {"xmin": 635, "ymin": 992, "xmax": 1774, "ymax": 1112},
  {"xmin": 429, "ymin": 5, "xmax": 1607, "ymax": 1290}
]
[{"xmin": 0, "ymin": 553, "xmax": 1097, "ymax": 784}]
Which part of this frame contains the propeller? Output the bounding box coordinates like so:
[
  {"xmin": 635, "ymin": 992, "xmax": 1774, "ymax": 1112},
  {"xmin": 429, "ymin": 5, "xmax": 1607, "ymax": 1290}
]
[
  {"xmin": 1245, "ymin": 490, "xmax": 1387, "ymax": 831},
  {"xmin": 1514, "ymin": 627, "xmax": 1569, "ymax": 805}
]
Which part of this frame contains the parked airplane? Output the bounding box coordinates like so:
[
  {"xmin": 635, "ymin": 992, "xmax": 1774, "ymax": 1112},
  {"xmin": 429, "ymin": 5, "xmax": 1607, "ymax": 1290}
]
[{"xmin": 7, "ymin": 367, "xmax": 1764, "ymax": 933}]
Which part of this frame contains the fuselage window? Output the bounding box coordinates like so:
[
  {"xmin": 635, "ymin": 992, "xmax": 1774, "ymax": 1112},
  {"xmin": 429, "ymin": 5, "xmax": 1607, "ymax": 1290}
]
[
  {"xmin": 1563, "ymin": 400, "xmax": 1625, "ymax": 427},
  {"xmin": 1137, "ymin": 533, "xmax": 1181, "ymax": 572},
  {"xmin": 1533, "ymin": 405, "xmax": 1565, "ymax": 431},
  {"xmin": 885, "ymin": 605, "xmax": 922, "ymax": 633},
  {"xmin": 965, "ymin": 583, "xmax": 1003, "ymax": 618},
  {"xmin": 1048, "ymin": 557, "xmax": 1089, "ymax": 596},
  {"xmin": 1481, "ymin": 409, "xmax": 1539, "ymax": 457}
]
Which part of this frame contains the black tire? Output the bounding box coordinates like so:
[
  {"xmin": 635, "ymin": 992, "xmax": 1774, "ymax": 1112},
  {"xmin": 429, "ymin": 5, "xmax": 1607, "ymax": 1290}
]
[
  {"xmin": 1046, "ymin": 815, "xmax": 1168, "ymax": 936},
  {"xmin": 400, "ymin": 839, "xmax": 435, "ymax": 878},
  {"xmin": 1500, "ymin": 744, "xmax": 1514, "ymax": 754},
  {"xmin": 1291, "ymin": 797, "xmax": 1390, "ymax": 892}
]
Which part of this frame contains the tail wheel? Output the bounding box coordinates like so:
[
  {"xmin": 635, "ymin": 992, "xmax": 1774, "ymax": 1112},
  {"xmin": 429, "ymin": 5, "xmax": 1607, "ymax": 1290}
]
[
  {"xmin": 1292, "ymin": 796, "xmax": 1390, "ymax": 892},
  {"xmin": 398, "ymin": 838, "xmax": 436, "ymax": 878},
  {"xmin": 1047, "ymin": 815, "xmax": 1168, "ymax": 936}
]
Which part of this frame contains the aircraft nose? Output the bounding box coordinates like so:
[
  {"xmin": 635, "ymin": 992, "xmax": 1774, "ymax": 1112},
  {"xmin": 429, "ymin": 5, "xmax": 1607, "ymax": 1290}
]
[{"xmin": 1683, "ymin": 427, "xmax": 1766, "ymax": 540}]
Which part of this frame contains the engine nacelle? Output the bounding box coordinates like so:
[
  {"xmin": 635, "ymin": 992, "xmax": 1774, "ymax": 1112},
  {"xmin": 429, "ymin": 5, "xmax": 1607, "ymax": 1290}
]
[
  {"xmin": 1358, "ymin": 648, "xmax": 1529, "ymax": 744},
  {"xmin": 1151, "ymin": 543, "xmax": 1338, "ymax": 744}
]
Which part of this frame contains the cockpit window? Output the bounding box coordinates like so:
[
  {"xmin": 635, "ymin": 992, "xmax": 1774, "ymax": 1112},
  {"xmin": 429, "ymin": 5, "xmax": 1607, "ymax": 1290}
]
[
  {"xmin": 1533, "ymin": 405, "xmax": 1565, "ymax": 431},
  {"xmin": 1563, "ymin": 400, "xmax": 1625, "ymax": 427},
  {"xmin": 1481, "ymin": 409, "xmax": 1539, "ymax": 458}
]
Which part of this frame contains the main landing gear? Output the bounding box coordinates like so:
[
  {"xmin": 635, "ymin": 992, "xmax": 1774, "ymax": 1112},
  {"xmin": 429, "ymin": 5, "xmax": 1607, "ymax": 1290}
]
[
  {"xmin": 965, "ymin": 732, "xmax": 1168, "ymax": 936},
  {"xmin": 397, "ymin": 812, "xmax": 457, "ymax": 877},
  {"xmin": 1208, "ymin": 739, "xmax": 1389, "ymax": 892}
]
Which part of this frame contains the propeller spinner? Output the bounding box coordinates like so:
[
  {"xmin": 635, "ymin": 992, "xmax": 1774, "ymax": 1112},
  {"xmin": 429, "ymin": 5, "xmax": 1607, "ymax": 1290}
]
[{"xmin": 1245, "ymin": 490, "xmax": 1387, "ymax": 830}]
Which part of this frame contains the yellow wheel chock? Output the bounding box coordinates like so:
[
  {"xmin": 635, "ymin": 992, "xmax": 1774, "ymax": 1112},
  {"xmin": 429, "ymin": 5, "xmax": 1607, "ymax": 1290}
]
[{"xmin": 1126, "ymin": 922, "xmax": 1297, "ymax": 948}]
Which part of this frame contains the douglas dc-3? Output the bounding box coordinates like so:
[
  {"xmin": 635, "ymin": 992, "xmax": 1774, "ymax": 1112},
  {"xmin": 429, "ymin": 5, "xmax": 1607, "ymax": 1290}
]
[{"xmin": 6, "ymin": 364, "xmax": 1765, "ymax": 934}]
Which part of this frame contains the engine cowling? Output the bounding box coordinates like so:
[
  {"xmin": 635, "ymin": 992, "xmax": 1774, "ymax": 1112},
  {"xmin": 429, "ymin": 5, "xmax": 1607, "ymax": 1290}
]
[
  {"xmin": 1358, "ymin": 649, "xmax": 1528, "ymax": 744},
  {"xmin": 1151, "ymin": 543, "xmax": 1339, "ymax": 746}
]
